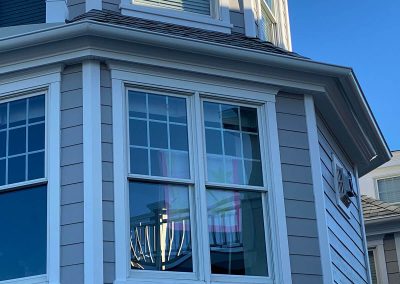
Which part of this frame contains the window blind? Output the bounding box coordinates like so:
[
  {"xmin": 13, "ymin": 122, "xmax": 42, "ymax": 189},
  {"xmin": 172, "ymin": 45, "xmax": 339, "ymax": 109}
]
[
  {"xmin": 377, "ymin": 176, "xmax": 400, "ymax": 203},
  {"xmin": 134, "ymin": 0, "xmax": 211, "ymax": 15}
]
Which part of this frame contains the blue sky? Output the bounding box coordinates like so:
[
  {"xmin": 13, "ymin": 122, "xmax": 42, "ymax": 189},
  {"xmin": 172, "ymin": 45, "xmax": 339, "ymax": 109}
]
[{"xmin": 288, "ymin": 1, "xmax": 399, "ymax": 151}]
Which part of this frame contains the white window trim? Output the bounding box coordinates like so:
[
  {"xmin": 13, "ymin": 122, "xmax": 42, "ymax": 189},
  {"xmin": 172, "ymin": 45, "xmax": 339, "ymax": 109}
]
[
  {"xmin": 120, "ymin": 0, "xmax": 232, "ymax": 34},
  {"xmin": 0, "ymin": 67, "xmax": 61, "ymax": 284},
  {"xmin": 368, "ymin": 239, "xmax": 389, "ymax": 284},
  {"xmin": 46, "ymin": 0, "xmax": 68, "ymax": 23},
  {"xmin": 111, "ymin": 67, "xmax": 291, "ymax": 284},
  {"xmin": 394, "ymin": 233, "xmax": 400, "ymax": 274},
  {"xmin": 374, "ymin": 174, "xmax": 400, "ymax": 204}
]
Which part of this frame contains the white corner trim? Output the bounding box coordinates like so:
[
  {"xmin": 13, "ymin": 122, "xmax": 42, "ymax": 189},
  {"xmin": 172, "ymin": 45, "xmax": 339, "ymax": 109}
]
[
  {"xmin": 112, "ymin": 77, "xmax": 130, "ymax": 282},
  {"xmin": 265, "ymin": 101, "xmax": 292, "ymax": 284},
  {"xmin": 374, "ymin": 243, "xmax": 389, "ymax": 284},
  {"xmin": 304, "ymin": 95, "xmax": 333, "ymax": 283},
  {"xmin": 47, "ymin": 77, "xmax": 61, "ymax": 284},
  {"xmin": 120, "ymin": 1, "xmax": 232, "ymax": 34},
  {"xmin": 83, "ymin": 60, "xmax": 104, "ymax": 284},
  {"xmin": 243, "ymin": 0, "xmax": 257, "ymax": 37},
  {"xmin": 86, "ymin": 0, "xmax": 102, "ymax": 12},
  {"xmin": 46, "ymin": 0, "xmax": 68, "ymax": 23}
]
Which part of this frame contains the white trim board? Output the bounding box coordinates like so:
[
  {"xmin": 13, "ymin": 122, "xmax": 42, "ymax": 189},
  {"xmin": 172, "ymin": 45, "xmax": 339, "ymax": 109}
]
[
  {"xmin": 82, "ymin": 60, "xmax": 104, "ymax": 284},
  {"xmin": 46, "ymin": 0, "xmax": 68, "ymax": 23},
  {"xmin": 304, "ymin": 95, "xmax": 333, "ymax": 283}
]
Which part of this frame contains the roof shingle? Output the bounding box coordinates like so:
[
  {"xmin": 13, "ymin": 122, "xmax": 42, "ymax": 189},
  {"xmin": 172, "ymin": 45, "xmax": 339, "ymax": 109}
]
[
  {"xmin": 362, "ymin": 195, "xmax": 400, "ymax": 220},
  {"xmin": 68, "ymin": 9, "xmax": 305, "ymax": 59}
]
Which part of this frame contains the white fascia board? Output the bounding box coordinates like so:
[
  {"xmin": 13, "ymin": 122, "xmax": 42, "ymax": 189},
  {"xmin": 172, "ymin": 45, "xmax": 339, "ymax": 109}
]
[{"xmin": 0, "ymin": 21, "xmax": 390, "ymax": 168}]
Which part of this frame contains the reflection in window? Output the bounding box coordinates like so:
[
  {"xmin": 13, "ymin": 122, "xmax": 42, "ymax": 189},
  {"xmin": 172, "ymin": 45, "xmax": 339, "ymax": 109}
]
[
  {"xmin": 129, "ymin": 182, "xmax": 192, "ymax": 272},
  {"xmin": 0, "ymin": 95, "xmax": 45, "ymax": 186},
  {"xmin": 128, "ymin": 91, "xmax": 189, "ymax": 179},
  {"xmin": 207, "ymin": 189, "xmax": 268, "ymax": 276},
  {"xmin": 204, "ymin": 102, "xmax": 263, "ymax": 186},
  {"xmin": 0, "ymin": 185, "xmax": 47, "ymax": 281}
]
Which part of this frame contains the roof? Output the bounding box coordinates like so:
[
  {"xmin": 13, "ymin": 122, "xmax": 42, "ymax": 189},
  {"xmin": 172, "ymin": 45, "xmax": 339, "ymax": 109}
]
[
  {"xmin": 362, "ymin": 195, "xmax": 400, "ymax": 221},
  {"xmin": 68, "ymin": 9, "xmax": 304, "ymax": 59}
]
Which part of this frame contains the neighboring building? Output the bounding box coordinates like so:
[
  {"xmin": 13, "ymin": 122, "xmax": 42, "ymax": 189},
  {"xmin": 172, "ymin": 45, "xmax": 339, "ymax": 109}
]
[
  {"xmin": 362, "ymin": 196, "xmax": 400, "ymax": 284},
  {"xmin": 360, "ymin": 151, "xmax": 400, "ymax": 203},
  {"xmin": 0, "ymin": 1, "xmax": 391, "ymax": 284}
]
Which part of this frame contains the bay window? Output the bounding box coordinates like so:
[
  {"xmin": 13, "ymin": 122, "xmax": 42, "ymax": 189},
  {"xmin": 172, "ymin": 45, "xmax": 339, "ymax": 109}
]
[{"xmin": 124, "ymin": 87, "xmax": 272, "ymax": 283}]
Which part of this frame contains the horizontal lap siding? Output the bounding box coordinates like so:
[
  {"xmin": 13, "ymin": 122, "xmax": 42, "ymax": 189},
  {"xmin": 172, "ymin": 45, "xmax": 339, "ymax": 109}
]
[
  {"xmin": 384, "ymin": 234, "xmax": 400, "ymax": 283},
  {"xmin": 101, "ymin": 66, "xmax": 116, "ymax": 284},
  {"xmin": 0, "ymin": 0, "xmax": 45, "ymax": 27},
  {"xmin": 275, "ymin": 93, "xmax": 322, "ymax": 283},
  {"xmin": 103, "ymin": 0, "xmax": 120, "ymax": 11},
  {"xmin": 60, "ymin": 65, "xmax": 84, "ymax": 284},
  {"xmin": 316, "ymin": 112, "xmax": 368, "ymax": 284},
  {"xmin": 67, "ymin": 0, "xmax": 85, "ymax": 20},
  {"xmin": 229, "ymin": 0, "xmax": 244, "ymax": 34}
]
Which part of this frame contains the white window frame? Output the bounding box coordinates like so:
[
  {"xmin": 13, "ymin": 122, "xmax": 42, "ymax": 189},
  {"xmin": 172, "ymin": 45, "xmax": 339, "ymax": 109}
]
[
  {"xmin": 257, "ymin": 0, "xmax": 277, "ymax": 43},
  {"xmin": 120, "ymin": 0, "xmax": 232, "ymax": 34},
  {"xmin": 374, "ymin": 175, "xmax": 400, "ymax": 204},
  {"xmin": 111, "ymin": 67, "xmax": 291, "ymax": 284},
  {"xmin": 0, "ymin": 68, "xmax": 61, "ymax": 284},
  {"xmin": 367, "ymin": 239, "xmax": 389, "ymax": 284}
]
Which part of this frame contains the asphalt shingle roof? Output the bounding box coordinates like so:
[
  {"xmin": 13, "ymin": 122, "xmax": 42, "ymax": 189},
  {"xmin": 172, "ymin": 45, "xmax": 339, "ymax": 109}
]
[
  {"xmin": 68, "ymin": 9, "xmax": 304, "ymax": 59},
  {"xmin": 362, "ymin": 195, "xmax": 400, "ymax": 220}
]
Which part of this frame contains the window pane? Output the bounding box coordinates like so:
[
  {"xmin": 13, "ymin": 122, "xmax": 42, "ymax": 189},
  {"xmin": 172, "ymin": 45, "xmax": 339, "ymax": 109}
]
[
  {"xmin": 0, "ymin": 104, "xmax": 6, "ymax": 130},
  {"xmin": 221, "ymin": 105, "xmax": 239, "ymax": 130},
  {"xmin": 131, "ymin": 147, "xmax": 149, "ymax": 175},
  {"xmin": 130, "ymin": 119, "xmax": 148, "ymax": 147},
  {"xmin": 8, "ymin": 127, "xmax": 26, "ymax": 156},
  {"xmin": 207, "ymin": 189, "xmax": 268, "ymax": 276},
  {"xmin": 378, "ymin": 176, "xmax": 400, "ymax": 203},
  {"xmin": 9, "ymin": 99, "xmax": 26, "ymax": 127},
  {"xmin": 205, "ymin": 129, "xmax": 222, "ymax": 155},
  {"xmin": 204, "ymin": 102, "xmax": 263, "ymax": 186},
  {"xmin": 28, "ymin": 123, "xmax": 45, "ymax": 152},
  {"xmin": 129, "ymin": 91, "xmax": 147, "ymax": 119},
  {"xmin": 170, "ymin": 124, "xmax": 188, "ymax": 151},
  {"xmin": 128, "ymin": 92, "xmax": 189, "ymax": 178},
  {"xmin": 368, "ymin": 251, "xmax": 378, "ymax": 284},
  {"xmin": 169, "ymin": 97, "xmax": 187, "ymax": 124},
  {"xmin": 0, "ymin": 159, "xmax": 5, "ymax": 186},
  {"xmin": 28, "ymin": 152, "xmax": 45, "ymax": 180},
  {"xmin": 129, "ymin": 182, "xmax": 192, "ymax": 272},
  {"xmin": 8, "ymin": 156, "xmax": 26, "ymax": 184},
  {"xmin": 28, "ymin": 95, "xmax": 45, "ymax": 123},
  {"xmin": 0, "ymin": 131, "xmax": 5, "ymax": 158},
  {"xmin": 149, "ymin": 94, "xmax": 167, "ymax": 121},
  {"xmin": 0, "ymin": 185, "xmax": 47, "ymax": 281}
]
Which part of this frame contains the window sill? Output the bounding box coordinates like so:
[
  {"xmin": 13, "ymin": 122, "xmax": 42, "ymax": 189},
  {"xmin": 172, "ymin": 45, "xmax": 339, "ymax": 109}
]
[
  {"xmin": 0, "ymin": 275, "xmax": 47, "ymax": 284},
  {"xmin": 120, "ymin": 2, "xmax": 232, "ymax": 34}
]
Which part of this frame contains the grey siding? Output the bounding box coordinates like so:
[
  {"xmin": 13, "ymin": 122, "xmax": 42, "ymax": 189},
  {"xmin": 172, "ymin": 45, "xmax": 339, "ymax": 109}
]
[
  {"xmin": 67, "ymin": 0, "xmax": 86, "ymax": 20},
  {"xmin": 60, "ymin": 65, "xmax": 85, "ymax": 284},
  {"xmin": 101, "ymin": 65, "xmax": 116, "ymax": 284},
  {"xmin": 275, "ymin": 93, "xmax": 322, "ymax": 283},
  {"xmin": 317, "ymin": 111, "xmax": 369, "ymax": 284},
  {"xmin": 384, "ymin": 234, "xmax": 400, "ymax": 283},
  {"xmin": 0, "ymin": 0, "xmax": 45, "ymax": 27},
  {"xmin": 229, "ymin": 0, "xmax": 245, "ymax": 34},
  {"xmin": 103, "ymin": 0, "xmax": 120, "ymax": 12}
]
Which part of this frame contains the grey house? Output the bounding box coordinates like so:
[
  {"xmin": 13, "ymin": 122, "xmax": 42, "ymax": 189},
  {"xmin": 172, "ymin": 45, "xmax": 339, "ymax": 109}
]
[
  {"xmin": 362, "ymin": 196, "xmax": 400, "ymax": 284},
  {"xmin": 0, "ymin": 0, "xmax": 391, "ymax": 283}
]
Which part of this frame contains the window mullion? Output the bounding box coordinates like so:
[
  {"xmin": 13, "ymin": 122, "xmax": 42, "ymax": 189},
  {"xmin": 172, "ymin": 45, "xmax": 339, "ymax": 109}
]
[{"xmin": 192, "ymin": 92, "xmax": 211, "ymax": 282}]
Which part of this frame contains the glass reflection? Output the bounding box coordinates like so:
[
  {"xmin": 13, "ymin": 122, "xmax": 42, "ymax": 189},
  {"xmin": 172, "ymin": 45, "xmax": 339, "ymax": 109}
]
[
  {"xmin": 129, "ymin": 182, "xmax": 192, "ymax": 272},
  {"xmin": 207, "ymin": 189, "xmax": 268, "ymax": 276},
  {"xmin": 0, "ymin": 186, "xmax": 47, "ymax": 281}
]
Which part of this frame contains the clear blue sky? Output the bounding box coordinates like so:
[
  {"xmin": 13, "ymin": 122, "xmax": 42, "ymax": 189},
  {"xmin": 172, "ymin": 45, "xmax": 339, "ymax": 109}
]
[{"xmin": 288, "ymin": 0, "xmax": 399, "ymax": 151}]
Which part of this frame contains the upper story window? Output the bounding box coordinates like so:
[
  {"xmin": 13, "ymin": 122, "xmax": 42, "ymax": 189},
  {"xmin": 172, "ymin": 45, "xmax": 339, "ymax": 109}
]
[
  {"xmin": 258, "ymin": 0, "xmax": 277, "ymax": 43},
  {"xmin": 125, "ymin": 88, "xmax": 271, "ymax": 282},
  {"xmin": 120, "ymin": 0, "xmax": 231, "ymax": 33},
  {"xmin": 0, "ymin": 93, "xmax": 47, "ymax": 282},
  {"xmin": 377, "ymin": 176, "xmax": 400, "ymax": 203}
]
